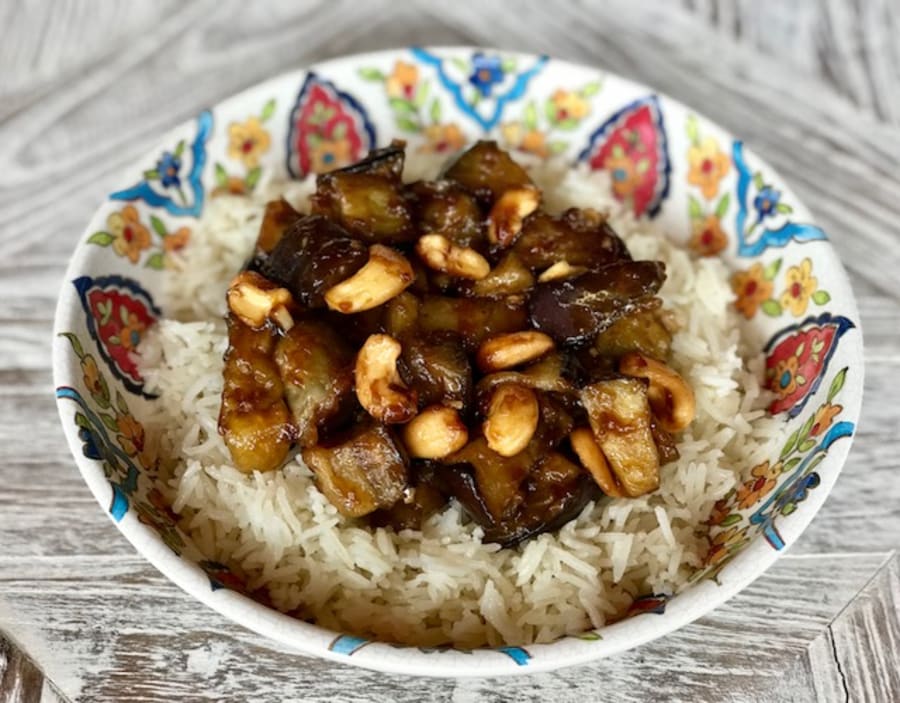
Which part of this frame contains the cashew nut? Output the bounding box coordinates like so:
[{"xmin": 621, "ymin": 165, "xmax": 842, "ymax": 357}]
[
  {"xmin": 324, "ymin": 244, "xmax": 414, "ymax": 314},
  {"xmin": 537, "ymin": 260, "xmax": 588, "ymax": 283},
  {"xmin": 354, "ymin": 334, "xmax": 418, "ymax": 424},
  {"xmin": 619, "ymin": 352, "xmax": 695, "ymax": 432},
  {"xmin": 483, "ymin": 382, "xmax": 539, "ymax": 457},
  {"xmin": 416, "ymin": 233, "xmax": 490, "ymax": 280},
  {"xmin": 487, "ymin": 186, "xmax": 541, "ymax": 247},
  {"xmin": 227, "ymin": 270, "xmax": 294, "ymax": 331},
  {"xmin": 569, "ymin": 428, "xmax": 624, "ymax": 498},
  {"xmin": 476, "ymin": 331, "xmax": 555, "ymax": 373},
  {"xmin": 402, "ymin": 405, "xmax": 469, "ymax": 459}
]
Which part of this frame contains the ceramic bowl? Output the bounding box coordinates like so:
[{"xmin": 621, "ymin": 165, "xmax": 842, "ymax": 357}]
[{"xmin": 53, "ymin": 47, "xmax": 863, "ymax": 676}]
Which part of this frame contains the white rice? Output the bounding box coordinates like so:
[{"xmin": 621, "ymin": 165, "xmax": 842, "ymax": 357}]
[{"xmin": 138, "ymin": 155, "xmax": 779, "ymax": 648}]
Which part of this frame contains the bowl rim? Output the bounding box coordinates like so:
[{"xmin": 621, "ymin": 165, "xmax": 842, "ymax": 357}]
[{"xmin": 52, "ymin": 45, "xmax": 864, "ymax": 677}]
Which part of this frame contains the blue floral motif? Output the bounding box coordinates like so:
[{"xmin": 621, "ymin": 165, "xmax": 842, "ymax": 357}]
[
  {"xmin": 111, "ymin": 110, "xmax": 212, "ymax": 217},
  {"xmin": 157, "ymin": 151, "xmax": 182, "ymax": 188},
  {"xmin": 469, "ymin": 53, "xmax": 504, "ymax": 97},
  {"xmin": 753, "ymin": 185, "xmax": 780, "ymax": 219},
  {"xmin": 732, "ymin": 140, "xmax": 826, "ymax": 256}
]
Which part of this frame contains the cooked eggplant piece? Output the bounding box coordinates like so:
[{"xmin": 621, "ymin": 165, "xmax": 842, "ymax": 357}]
[
  {"xmin": 302, "ymin": 423, "xmax": 409, "ymax": 518},
  {"xmin": 400, "ymin": 333, "xmax": 472, "ymax": 412},
  {"xmin": 218, "ymin": 315, "xmax": 295, "ymax": 473},
  {"xmin": 258, "ymin": 214, "xmax": 369, "ymax": 308},
  {"xmin": 274, "ymin": 318, "xmax": 356, "ymax": 447},
  {"xmin": 592, "ymin": 308, "xmax": 673, "ymax": 360},
  {"xmin": 419, "ymin": 295, "xmax": 528, "ymax": 350},
  {"xmin": 650, "ymin": 415, "xmax": 680, "ymax": 465},
  {"xmin": 475, "ymin": 351, "xmax": 579, "ymax": 397},
  {"xmin": 406, "ymin": 180, "xmax": 484, "ymax": 249},
  {"xmin": 332, "ymin": 140, "xmax": 406, "ymax": 180},
  {"xmin": 255, "ymin": 198, "xmax": 301, "ymax": 254},
  {"xmin": 383, "ymin": 291, "xmax": 420, "ymax": 338},
  {"xmin": 512, "ymin": 209, "xmax": 628, "ymax": 272},
  {"xmin": 466, "ymin": 252, "xmax": 534, "ymax": 298},
  {"xmin": 369, "ymin": 464, "xmax": 448, "ymax": 530},
  {"xmin": 529, "ymin": 261, "xmax": 666, "ymax": 346},
  {"xmin": 580, "ymin": 378, "xmax": 660, "ymax": 497},
  {"xmin": 311, "ymin": 171, "xmax": 415, "ymax": 244},
  {"xmin": 443, "ymin": 141, "xmax": 534, "ymax": 205}
]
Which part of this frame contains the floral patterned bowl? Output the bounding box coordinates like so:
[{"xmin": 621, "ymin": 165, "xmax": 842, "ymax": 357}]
[{"xmin": 53, "ymin": 47, "xmax": 863, "ymax": 676}]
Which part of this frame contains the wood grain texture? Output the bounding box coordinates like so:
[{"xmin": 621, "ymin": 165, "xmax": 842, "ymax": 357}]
[{"xmin": 1, "ymin": 1, "xmax": 899, "ymax": 701}]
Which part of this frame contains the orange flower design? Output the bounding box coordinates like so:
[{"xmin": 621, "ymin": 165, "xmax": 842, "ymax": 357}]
[
  {"xmin": 769, "ymin": 355, "xmax": 800, "ymax": 398},
  {"xmin": 386, "ymin": 61, "xmax": 419, "ymax": 100},
  {"xmin": 690, "ymin": 214, "xmax": 728, "ymax": 257},
  {"xmin": 687, "ymin": 137, "xmax": 730, "ymax": 200},
  {"xmin": 227, "ymin": 117, "xmax": 271, "ymax": 168},
  {"xmin": 550, "ymin": 89, "xmax": 589, "ymax": 121},
  {"xmin": 780, "ymin": 258, "xmax": 817, "ymax": 316},
  {"xmin": 500, "ymin": 122, "xmax": 549, "ymax": 158},
  {"xmin": 706, "ymin": 495, "xmax": 733, "ymax": 526},
  {"xmin": 81, "ymin": 355, "xmax": 105, "ymax": 398},
  {"xmin": 309, "ymin": 137, "xmax": 353, "ymax": 173},
  {"xmin": 735, "ymin": 460, "xmax": 781, "ymax": 510},
  {"xmin": 117, "ymin": 413, "xmax": 155, "ymax": 468},
  {"xmin": 163, "ymin": 227, "xmax": 190, "ymax": 254},
  {"xmin": 106, "ymin": 206, "xmax": 151, "ymax": 264},
  {"xmin": 705, "ymin": 526, "xmax": 749, "ymax": 566},
  {"xmin": 810, "ymin": 403, "xmax": 842, "ymax": 436},
  {"xmin": 606, "ymin": 154, "xmax": 642, "ymax": 199},
  {"xmin": 731, "ymin": 263, "xmax": 773, "ymax": 319},
  {"xmin": 212, "ymin": 177, "xmax": 249, "ymax": 197},
  {"xmin": 421, "ymin": 123, "xmax": 466, "ymax": 153},
  {"xmin": 118, "ymin": 312, "xmax": 147, "ymax": 352}
]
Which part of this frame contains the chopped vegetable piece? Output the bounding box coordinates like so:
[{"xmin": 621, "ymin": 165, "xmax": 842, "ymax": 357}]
[
  {"xmin": 255, "ymin": 198, "xmax": 301, "ymax": 254},
  {"xmin": 312, "ymin": 172, "xmax": 415, "ymax": 244},
  {"xmin": 444, "ymin": 141, "xmax": 535, "ymax": 204},
  {"xmin": 419, "ymin": 296, "xmax": 528, "ymax": 350},
  {"xmin": 512, "ymin": 209, "xmax": 628, "ymax": 271},
  {"xmin": 400, "ymin": 333, "xmax": 472, "ymax": 412},
  {"xmin": 407, "ymin": 180, "xmax": 484, "ymax": 249}
]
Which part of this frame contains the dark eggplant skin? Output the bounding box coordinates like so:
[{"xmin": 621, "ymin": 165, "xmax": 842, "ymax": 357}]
[
  {"xmin": 418, "ymin": 295, "xmax": 529, "ymax": 351},
  {"xmin": 443, "ymin": 140, "xmax": 535, "ymax": 205},
  {"xmin": 254, "ymin": 214, "xmax": 369, "ymax": 308},
  {"xmin": 329, "ymin": 140, "xmax": 406, "ymax": 180},
  {"xmin": 400, "ymin": 333, "xmax": 473, "ymax": 414},
  {"xmin": 406, "ymin": 179, "xmax": 485, "ymax": 250},
  {"xmin": 528, "ymin": 261, "xmax": 666, "ymax": 346},
  {"xmin": 512, "ymin": 209, "xmax": 629, "ymax": 271}
]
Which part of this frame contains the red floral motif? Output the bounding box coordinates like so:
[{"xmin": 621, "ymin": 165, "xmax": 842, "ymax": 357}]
[
  {"xmin": 764, "ymin": 315, "xmax": 854, "ymax": 417},
  {"xmin": 287, "ymin": 74, "xmax": 375, "ymax": 178},
  {"xmin": 581, "ymin": 96, "xmax": 670, "ymax": 217}
]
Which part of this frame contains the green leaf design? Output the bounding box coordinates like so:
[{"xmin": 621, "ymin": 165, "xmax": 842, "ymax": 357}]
[
  {"xmin": 780, "ymin": 503, "xmax": 797, "ymax": 517},
  {"xmin": 306, "ymin": 133, "xmax": 322, "ymax": 148},
  {"xmin": 389, "ymin": 98, "xmax": 417, "ymax": 115},
  {"xmin": 577, "ymin": 631, "xmax": 603, "ymax": 641},
  {"xmin": 685, "ymin": 115, "xmax": 700, "ymax": 145},
  {"xmin": 611, "ymin": 144, "xmax": 625, "ymax": 160},
  {"xmin": 720, "ymin": 513, "xmax": 742, "ymax": 527},
  {"xmin": 763, "ymin": 258, "xmax": 782, "ymax": 280},
  {"xmin": 143, "ymin": 169, "xmax": 160, "ymax": 181},
  {"xmin": 260, "ymin": 98, "xmax": 276, "ymax": 122},
  {"xmin": 87, "ymin": 231, "xmax": 114, "ymax": 246},
  {"xmin": 98, "ymin": 300, "xmax": 112, "ymax": 326},
  {"xmin": 523, "ymin": 101, "xmax": 538, "ymax": 130},
  {"xmin": 799, "ymin": 413, "xmax": 816, "ymax": 442},
  {"xmin": 828, "ymin": 368, "xmax": 848, "ymax": 402},
  {"xmin": 115, "ymin": 391, "xmax": 130, "ymax": 415},
  {"xmin": 331, "ymin": 122, "xmax": 348, "ymax": 140},
  {"xmin": 145, "ymin": 252, "xmax": 165, "ymax": 270},
  {"xmin": 429, "ymin": 98, "xmax": 442, "ymax": 124},
  {"xmin": 173, "ymin": 140, "xmax": 185, "ymax": 157},
  {"xmin": 396, "ymin": 117, "xmax": 420, "ymax": 133},
  {"xmin": 245, "ymin": 167, "xmax": 262, "ymax": 190},
  {"xmin": 776, "ymin": 202, "xmax": 793, "ymax": 214},
  {"xmin": 214, "ymin": 163, "xmax": 228, "ymax": 187},
  {"xmin": 556, "ymin": 117, "xmax": 580, "ymax": 131},
  {"xmin": 715, "ymin": 193, "xmax": 731, "ymax": 219},
  {"xmin": 451, "ymin": 57, "xmax": 468, "ymax": 72},
  {"xmin": 798, "ymin": 438, "xmax": 816, "ymax": 452},
  {"xmin": 414, "ymin": 80, "xmax": 430, "ymax": 108},
  {"xmin": 549, "ymin": 140, "xmax": 568, "ymax": 154},
  {"xmin": 501, "ymin": 57, "xmax": 517, "ymax": 73},
  {"xmin": 783, "ymin": 457, "xmax": 802, "ymax": 472},
  {"xmin": 635, "ymin": 158, "xmax": 650, "ymax": 174},
  {"xmin": 119, "ymin": 305, "xmax": 130, "ymax": 325},
  {"xmin": 99, "ymin": 413, "xmax": 119, "ymax": 432},
  {"xmin": 812, "ymin": 290, "xmax": 831, "ymax": 305},
  {"xmin": 760, "ymin": 300, "xmax": 782, "ymax": 316},
  {"xmin": 75, "ymin": 412, "xmax": 90, "ymax": 430},
  {"xmin": 753, "ymin": 172, "xmax": 765, "ymax": 190},
  {"xmin": 580, "ymin": 81, "xmax": 601, "ymax": 97},
  {"xmin": 688, "ymin": 195, "xmax": 703, "ymax": 221},
  {"xmin": 59, "ymin": 332, "xmax": 85, "ymax": 359},
  {"xmin": 358, "ymin": 67, "xmax": 385, "ymax": 81},
  {"xmin": 806, "ymin": 453, "xmax": 826, "ymax": 473},
  {"xmin": 780, "ymin": 427, "xmax": 800, "ymax": 458},
  {"xmin": 149, "ymin": 215, "xmax": 167, "ymax": 238},
  {"xmin": 544, "ymin": 99, "xmax": 558, "ymax": 124}
]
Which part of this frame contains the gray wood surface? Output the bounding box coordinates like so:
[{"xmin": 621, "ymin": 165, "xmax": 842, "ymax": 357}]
[{"xmin": 1, "ymin": 1, "xmax": 898, "ymax": 701}]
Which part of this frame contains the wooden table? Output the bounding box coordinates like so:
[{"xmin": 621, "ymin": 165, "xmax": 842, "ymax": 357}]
[{"xmin": 2, "ymin": 1, "xmax": 899, "ymax": 700}]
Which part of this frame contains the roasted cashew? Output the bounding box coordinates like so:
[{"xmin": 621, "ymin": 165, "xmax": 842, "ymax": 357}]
[
  {"xmin": 569, "ymin": 427, "xmax": 624, "ymax": 498},
  {"xmin": 416, "ymin": 233, "xmax": 491, "ymax": 280},
  {"xmin": 354, "ymin": 334, "xmax": 418, "ymax": 424},
  {"xmin": 476, "ymin": 331, "xmax": 555, "ymax": 373},
  {"xmin": 483, "ymin": 382, "xmax": 539, "ymax": 457},
  {"xmin": 402, "ymin": 404, "xmax": 469, "ymax": 459},
  {"xmin": 227, "ymin": 270, "xmax": 294, "ymax": 331},
  {"xmin": 324, "ymin": 244, "xmax": 414, "ymax": 313},
  {"xmin": 619, "ymin": 352, "xmax": 695, "ymax": 432},
  {"xmin": 486, "ymin": 186, "xmax": 541, "ymax": 248}
]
